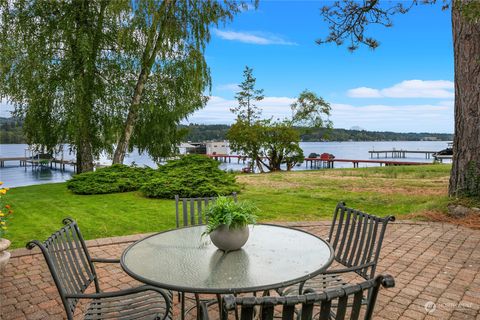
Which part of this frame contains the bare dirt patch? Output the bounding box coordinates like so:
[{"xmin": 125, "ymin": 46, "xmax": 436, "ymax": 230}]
[
  {"xmin": 406, "ymin": 210, "xmax": 480, "ymax": 230},
  {"xmin": 346, "ymin": 186, "xmax": 447, "ymax": 196}
]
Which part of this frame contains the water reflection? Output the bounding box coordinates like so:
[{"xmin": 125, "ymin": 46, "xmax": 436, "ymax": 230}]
[{"xmin": 206, "ymin": 249, "xmax": 251, "ymax": 288}]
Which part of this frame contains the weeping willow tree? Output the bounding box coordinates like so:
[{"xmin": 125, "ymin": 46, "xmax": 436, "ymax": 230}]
[
  {"xmin": 0, "ymin": 0, "xmax": 250, "ymax": 171},
  {"xmin": 0, "ymin": 0, "xmax": 129, "ymax": 172},
  {"xmin": 112, "ymin": 0, "xmax": 248, "ymax": 164}
]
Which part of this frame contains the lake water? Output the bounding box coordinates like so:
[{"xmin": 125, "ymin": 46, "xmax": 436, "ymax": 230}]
[{"xmin": 0, "ymin": 141, "xmax": 451, "ymax": 188}]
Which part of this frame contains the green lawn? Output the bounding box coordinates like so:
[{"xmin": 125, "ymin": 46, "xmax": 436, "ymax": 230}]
[{"xmin": 5, "ymin": 164, "xmax": 451, "ymax": 249}]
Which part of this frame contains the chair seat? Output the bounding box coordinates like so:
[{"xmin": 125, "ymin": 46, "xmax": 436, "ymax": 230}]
[
  {"xmin": 84, "ymin": 290, "xmax": 171, "ymax": 320},
  {"xmin": 303, "ymin": 273, "xmax": 347, "ymax": 291},
  {"xmin": 280, "ymin": 274, "xmax": 347, "ymax": 296}
]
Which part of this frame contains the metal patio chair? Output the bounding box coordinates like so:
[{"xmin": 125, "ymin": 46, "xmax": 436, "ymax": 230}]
[
  {"xmin": 26, "ymin": 218, "xmax": 172, "ymax": 320},
  {"xmin": 280, "ymin": 202, "xmax": 395, "ymax": 299},
  {"xmin": 175, "ymin": 193, "xmax": 238, "ymax": 228},
  {"xmin": 174, "ymin": 193, "xmax": 238, "ymax": 317},
  {"xmin": 201, "ymin": 274, "xmax": 395, "ymax": 320}
]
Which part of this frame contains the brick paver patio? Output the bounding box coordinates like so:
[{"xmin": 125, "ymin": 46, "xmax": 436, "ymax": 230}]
[{"xmin": 1, "ymin": 221, "xmax": 479, "ymax": 320}]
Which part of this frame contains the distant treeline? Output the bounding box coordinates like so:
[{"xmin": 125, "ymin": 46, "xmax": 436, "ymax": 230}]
[
  {"xmin": 0, "ymin": 117, "xmax": 24, "ymax": 144},
  {"xmin": 0, "ymin": 117, "xmax": 453, "ymax": 144},
  {"xmin": 181, "ymin": 124, "xmax": 453, "ymax": 142}
]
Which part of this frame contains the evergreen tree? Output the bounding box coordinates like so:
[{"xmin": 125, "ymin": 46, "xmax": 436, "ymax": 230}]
[{"xmin": 230, "ymin": 66, "xmax": 264, "ymax": 125}]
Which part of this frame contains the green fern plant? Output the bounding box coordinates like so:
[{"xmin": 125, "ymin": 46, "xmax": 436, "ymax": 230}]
[{"xmin": 203, "ymin": 197, "xmax": 258, "ymax": 235}]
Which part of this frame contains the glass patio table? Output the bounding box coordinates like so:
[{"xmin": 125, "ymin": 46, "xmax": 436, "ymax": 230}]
[{"xmin": 121, "ymin": 224, "xmax": 334, "ymax": 295}]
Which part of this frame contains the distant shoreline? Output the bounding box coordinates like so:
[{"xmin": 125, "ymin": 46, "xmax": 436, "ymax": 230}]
[{"xmin": 1, "ymin": 117, "xmax": 454, "ymax": 144}]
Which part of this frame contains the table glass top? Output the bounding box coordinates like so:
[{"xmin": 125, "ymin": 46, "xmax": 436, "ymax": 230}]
[{"xmin": 121, "ymin": 224, "xmax": 333, "ymax": 293}]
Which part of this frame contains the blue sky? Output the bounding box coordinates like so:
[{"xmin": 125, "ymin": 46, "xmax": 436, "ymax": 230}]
[
  {"xmin": 0, "ymin": 1, "xmax": 454, "ymax": 133},
  {"xmin": 188, "ymin": 1, "xmax": 454, "ymax": 133}
]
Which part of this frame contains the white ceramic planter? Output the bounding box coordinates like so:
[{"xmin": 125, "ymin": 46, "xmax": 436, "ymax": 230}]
[
  {"xmin": 209, "ymin": 225, "xmax": 249, "ymax": 252},
  {"xmin": 0, "ymin": 238, "xmax": 11, "ymax": 271}
]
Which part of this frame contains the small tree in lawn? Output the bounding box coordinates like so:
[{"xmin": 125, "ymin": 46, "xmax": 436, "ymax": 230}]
[
  {"xmin": 228, "ymin": 66, "xmax": 265, "ymax": 172},
  {"xmin": 258, "ymin": 90, "xmax": 331, "ymax": 172},
  {"xmin": 231, "ymin": 66, "xmax": 264, "ymax": 125},
  {"xmin": 257, "ymin": 120, "xmax": 305, "ymax": 172},
  {"xmin": 291, "ymin": 90, "xmax": 332, "ymax": 129}
]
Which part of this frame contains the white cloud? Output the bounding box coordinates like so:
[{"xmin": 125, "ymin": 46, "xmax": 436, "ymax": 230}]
[
  {"xmin": 330, "ymin": 102, "xmax": 453, "ymax": 132},
  {"xmin": 347, "ymin": 87, "xmax": 382, "ymax": 98},
  {"xmin": 185, "ymin": 95, "xmax": 454, "ymax": 133},
  {"xmin": 185, "ymin": 96, "xmax": 295, "ymax": 124},
  {"xmin": 216, "ymin": 83, "xmax": 240, "ymax": 92},
  {"xmin": 212, "ymin": 29, "xmax": 297, "ymax": 46},
  {"xmin": 347, "ymin": 80, "xmax": 454, "ymax": 99}
]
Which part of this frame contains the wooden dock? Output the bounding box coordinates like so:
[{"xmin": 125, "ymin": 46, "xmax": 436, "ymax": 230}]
[
  {"xmin": 368, "ymin": 150, "xmax": 437, "ymax": 159},
  {"xmin": 0, "ymin": 157, "xmax": 76, "ymax": 172},
  {"xmin": 304, "ymin": 158, "xmax": 431, "ymax": 168},
  {"xmin": 0, "ymin": 157, "xmax": 29, "ymax": 167},
  {"xmin": 205, "ymin": 154, "xmax": 432, "ymax": 169}
]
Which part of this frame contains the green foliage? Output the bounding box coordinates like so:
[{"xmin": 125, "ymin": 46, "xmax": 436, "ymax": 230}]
[
  {"xmin": 5, "ymin": 164, "xmax": 451, "ymax": 248},
  {"xmin": 228, "ymin": 80, "xmax": 331, "ymax": 172},
  {"xmin": 67, "ymin": 164, "xmax": 154, "ymax": 195},
  {"xmin": 0, "ymin": 1, "xmax": 249, "ymax": 171},
  {"xmin": 291, "ymin": 90, "xmax": 332, "ymax": 129},
  {"xmin": 114, "ymin": 0, "xmax": 246, "ymax": 163},
  {"xmin": 227, "ymin": 119, "xmax": 265, "ymax": 171},
  {"xmin": 460, "ymin": 1, "xmax": 480, "ymax": 23},
  {"xmin": 140, "ymin": 155, "xmax": 240, "ymax": 199},
  {"xmin": 259, "ymin": 120, "xmax": 305, "ymax": 171},
  {"xmin": 231, "ymin": 66, "xmax": 264, "ymax": 125},
  {"xmin": 228, "ymin": 66, "xmax": 265, "ymax": 172},
  {"xmin": 203, "ymin": 197, "xmax": 258, "ymax": 235},
  {"xmin": 0, "ymin": 117, "xmax": 24, "ymax": 143},
  {"xmin": 182, "ymin": 123, "xmax": 453, "ymax": 142}
]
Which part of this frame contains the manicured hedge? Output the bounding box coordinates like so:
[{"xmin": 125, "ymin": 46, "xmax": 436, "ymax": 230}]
[
  {"xmin": 140, "ymin": 155, "xmax": 240, "ymax": 198},
  {"xmin": 67, "ymin": 155, "xmax": 240, "ymax": 199},
  {"xmin": 67, "ymin": 164, "xmax": 155, "ymax": 195}
]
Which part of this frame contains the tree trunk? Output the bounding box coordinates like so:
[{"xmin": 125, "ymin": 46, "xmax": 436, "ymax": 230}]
[
  {"xmin": 112, "ymin": 1, "xmax": 174, "ymax": 164},
  {"xmin": 76, "ymin": 139, "xmax": 94, "ymax": 173},
  {"xmin": 449, "ymin": 2, "xmax": 480, "ymax": 196},
  {"xmin": 112, "ymin": 69, "xmax": 149, "ymax": 164}
]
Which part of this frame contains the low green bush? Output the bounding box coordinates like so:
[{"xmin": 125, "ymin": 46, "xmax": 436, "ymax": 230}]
[
  {"xmin": 140, "ymin": 155, "xmax": 240, "ymax": 198},
  {"xmin": 67, "ymin": 155, "xmax": 240, "ymax": 198},
  {"xmin": 67, "ymin": 164, "xmax": 155, "ymax": 195}
]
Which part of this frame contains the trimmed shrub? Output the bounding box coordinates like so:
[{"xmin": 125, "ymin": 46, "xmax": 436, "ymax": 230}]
[
  {"xmin": 140, "ymin": 155, "xmax": 240, "ymax": 199},
  {"xmin": 67, "ymin": 164, "xmax": 155, "ymax": 195}
]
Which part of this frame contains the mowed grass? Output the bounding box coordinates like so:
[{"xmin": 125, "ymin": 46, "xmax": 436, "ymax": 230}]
[{"xmin": 5, "ymin": 164, "xmax": 451, "ymax": 249}]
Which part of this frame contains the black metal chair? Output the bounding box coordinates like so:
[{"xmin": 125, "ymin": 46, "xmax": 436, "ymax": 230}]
[
  {"xmin": 201, "ymin": 274, "xmax": 395, "ymax": 320},
  {"xmin": 174, "ymin": 193, "xmax": 238, "ymax": 318},
  {"xmin": 26, "ymin": 218, "xmax": 172, "ymax": 320},
  {"xmin": 175, "ymin": 193, "xmax": 238, "ymax": 228},
  {"xmin": 280, "ymin": 202, "xmax": 395, "ymax": 297}
]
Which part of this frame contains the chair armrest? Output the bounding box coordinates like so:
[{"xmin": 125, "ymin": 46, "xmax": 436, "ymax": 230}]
[
  {"xmin": 90, "ymin": 257, "xmax": 120, "ymax": 263},
  {"xmin": 65, "ymin": 285, "xmax": 171, "ymax": 305},
  {"xmin": 322, "ymin": 262, "xmax": 375, "ymax": 275}
]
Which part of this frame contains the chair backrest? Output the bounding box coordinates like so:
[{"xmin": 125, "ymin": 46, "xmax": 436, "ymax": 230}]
[
  {"xmin": 175, "ymin": 193, "xmax": 238, "ymax": 228},
  {"xmin": 220, "ymin": 274, "xmax": 395, "ymax": 320},
  {"xmin": 26, "ymin": 218, "xmax": 98, "ymax": 319},
  {"xmin": 328, "ymin": 202, "xmax": 395, "ymax": 280}
]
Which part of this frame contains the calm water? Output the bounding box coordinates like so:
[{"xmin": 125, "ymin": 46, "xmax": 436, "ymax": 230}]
[{"xmin": 0, "ymin": 141, "xmax": 451, "ymax": 188}]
